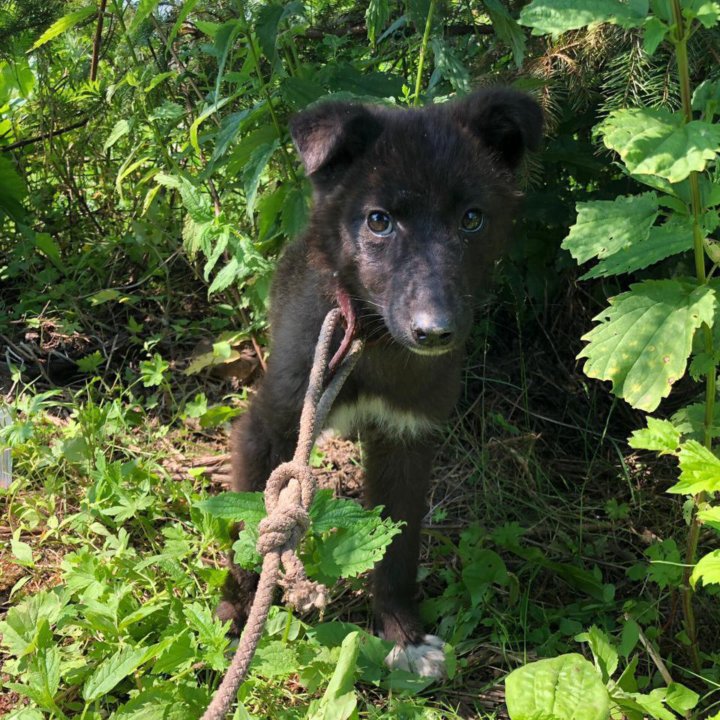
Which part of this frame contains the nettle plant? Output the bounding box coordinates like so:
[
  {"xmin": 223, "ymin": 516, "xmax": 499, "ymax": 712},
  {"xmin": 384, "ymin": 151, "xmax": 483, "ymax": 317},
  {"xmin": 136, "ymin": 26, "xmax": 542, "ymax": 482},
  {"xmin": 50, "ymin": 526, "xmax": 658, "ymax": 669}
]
[{"xmin": 503, "ymin": 0, "xmax": 720, "ymax": 718}]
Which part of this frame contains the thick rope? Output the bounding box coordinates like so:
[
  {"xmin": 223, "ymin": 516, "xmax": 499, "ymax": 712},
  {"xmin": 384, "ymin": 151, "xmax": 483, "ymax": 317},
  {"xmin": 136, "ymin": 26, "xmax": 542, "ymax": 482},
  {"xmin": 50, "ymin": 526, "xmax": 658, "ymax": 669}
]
[{"xmin": 201, "ymin": 308, "xmax": 363, "ymax": 720}]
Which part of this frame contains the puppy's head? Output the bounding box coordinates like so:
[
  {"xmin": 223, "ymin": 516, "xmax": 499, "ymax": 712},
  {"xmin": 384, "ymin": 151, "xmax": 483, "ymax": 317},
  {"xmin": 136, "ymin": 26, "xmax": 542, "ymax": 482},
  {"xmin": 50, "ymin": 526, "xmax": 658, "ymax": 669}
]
[{"xmin": 290, "ymin": 89, "xmax": 543, "ymax": 355}]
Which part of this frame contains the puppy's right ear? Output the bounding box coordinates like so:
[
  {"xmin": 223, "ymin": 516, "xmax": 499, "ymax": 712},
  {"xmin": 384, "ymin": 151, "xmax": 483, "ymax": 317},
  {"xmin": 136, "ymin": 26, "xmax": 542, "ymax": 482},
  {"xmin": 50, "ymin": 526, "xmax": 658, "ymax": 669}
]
[{"xmin": 289, "ymin": 102, "xmax": 383, "ymax": 182}]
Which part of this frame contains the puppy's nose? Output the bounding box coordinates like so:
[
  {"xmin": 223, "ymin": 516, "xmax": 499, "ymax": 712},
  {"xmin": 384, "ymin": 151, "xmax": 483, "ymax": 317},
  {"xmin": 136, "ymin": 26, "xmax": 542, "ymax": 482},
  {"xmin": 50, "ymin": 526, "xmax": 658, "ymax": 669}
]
[{"xmin": 411, "ymin": 314, "xmax": 455, "ymax": 348}]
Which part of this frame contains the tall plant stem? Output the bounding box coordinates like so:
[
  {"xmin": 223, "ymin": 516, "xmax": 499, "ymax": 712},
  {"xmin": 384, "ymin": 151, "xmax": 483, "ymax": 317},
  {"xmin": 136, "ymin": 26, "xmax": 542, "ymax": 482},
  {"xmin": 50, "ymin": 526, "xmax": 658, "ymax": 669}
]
[
  {"xmin": 413, "ymin": 0, "xmax": 436, "ymax": 106},
  {"xmin": 671, "ymin": 0, "xmax": 712, "ymax": 673}
]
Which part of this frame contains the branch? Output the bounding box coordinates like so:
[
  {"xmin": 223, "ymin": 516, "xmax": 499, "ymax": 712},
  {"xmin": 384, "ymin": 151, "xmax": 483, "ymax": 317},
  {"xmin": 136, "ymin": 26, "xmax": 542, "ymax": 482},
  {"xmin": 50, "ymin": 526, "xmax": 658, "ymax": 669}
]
[
  {"xmin": 1, "ymin": 118, "xmax": 89, "ymax": 152},
  {"xmin": 90, "ymin": 0, "xmax": 109, "ymax": 81}
]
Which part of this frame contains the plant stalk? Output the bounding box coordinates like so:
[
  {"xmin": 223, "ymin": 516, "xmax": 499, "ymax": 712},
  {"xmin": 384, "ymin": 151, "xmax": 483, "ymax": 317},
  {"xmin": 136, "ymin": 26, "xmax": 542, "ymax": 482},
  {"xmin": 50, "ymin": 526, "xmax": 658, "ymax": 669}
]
[
  {"xmin": 671, "ymin": 0, "xmax": 712, "ymax": 673},
  {"xmin": 413, "ymin": 0, "xmax": 436, "ymax": 106}
]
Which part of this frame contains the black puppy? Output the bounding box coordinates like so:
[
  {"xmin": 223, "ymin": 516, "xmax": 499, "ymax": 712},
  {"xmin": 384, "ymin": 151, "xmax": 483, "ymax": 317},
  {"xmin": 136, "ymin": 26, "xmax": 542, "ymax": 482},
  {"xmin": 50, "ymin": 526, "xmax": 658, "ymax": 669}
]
[{"xmin": 219, "ymin": 88, "xmax": 543, "ymax": 677}]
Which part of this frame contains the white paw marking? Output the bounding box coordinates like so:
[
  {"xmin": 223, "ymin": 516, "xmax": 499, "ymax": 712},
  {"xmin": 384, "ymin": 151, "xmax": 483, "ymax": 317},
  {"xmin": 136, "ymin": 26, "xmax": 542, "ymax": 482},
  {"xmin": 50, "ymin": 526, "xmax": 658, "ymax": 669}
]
[{"xmin": 384, "ymin": 634, "xmax": 446, "ymax": 679}]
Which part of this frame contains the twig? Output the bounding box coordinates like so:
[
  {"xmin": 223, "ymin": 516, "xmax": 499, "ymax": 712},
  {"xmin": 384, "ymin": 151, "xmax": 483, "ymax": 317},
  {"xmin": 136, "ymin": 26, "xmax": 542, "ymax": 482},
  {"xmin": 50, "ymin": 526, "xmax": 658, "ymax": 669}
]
[
  {"xmin": 1, "ymin": 118, "xmax": 89, "ymax": 152},
  {"xmin": 625, "ymin": 612, "xmax": 674, "ymax": 686},
  {"xmin": 90, "ymin": 0, "xmax": 108, "ymax": 81}
]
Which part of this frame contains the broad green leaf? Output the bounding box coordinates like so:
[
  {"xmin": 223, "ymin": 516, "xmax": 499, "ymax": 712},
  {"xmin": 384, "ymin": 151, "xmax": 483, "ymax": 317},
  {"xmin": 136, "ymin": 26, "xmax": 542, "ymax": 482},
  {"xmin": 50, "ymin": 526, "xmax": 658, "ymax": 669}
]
[
  {"xmin": 643, "ymin": 16, "xmax": 668, "ymax": 55},
  {"xmin": 579, "ymin": 280, "xmax": 716, "ymax": 411},
  {"xmin": 255, "ymin": 4, "xmax": 284, "ymax": 61},
  {"xmin": 672, "ymin": 401, "xmax": 720, "ymax": 441},
  {"xmin": 562, "ymin": 193, "xmax": 658, "ymax": 265},
  {"xmin": 599, "ymin": 108, "xmax": 720, "ymax": 183},
  {"xmin": 314, "ymin": 517, "xmax": 402, "ymax": 580},
  {"xmin": 684, "ymin": 0, "xmax": 720, "ymax": 27},
  {"xmin": 698, "ymin": 505, "xmax": 720, "ymax": 531},
  {"xmin": 208, "ymin": 256, "xmax": 240, "ymax": 295},
  {"xmin": 306, "ymin": 632, "xmax": 360, "ymax": 720},
  {"xmin": 129, "ymin": 0, "xmax": 161, "ymax": 34},
  {"xmin": 197, "ymin": 491, "xmax": 266, "ymax": 523},
  {"xmin": 518, "ymin": 0, "xmax": 647, "ymax": 38},
  {"xmin": 310, "ymin": 490, "xmax": 375, "ymax": 532},
  {"xmin": 692, "ymin": 79, "xmax": 720, "ymax": 120},
  {"xmin": 505, "ymin": 653, "xmax": 610, "ymax": 720},
  {"xmin": 666, "ymin": 682, "xmax": 699, "ymax": 713},
  {"xmin": 581, "ymin": 217, "xmax": 693, "ymax": 280},
  {"xmin": 212, "ymin": 20, "xmax": 243, "ymax": 101},
  {"xmin": 462, "ymin": 550, "xmax": 508, "ymax": 605},
  {"xmin": 628, "ymin": 417, "xmax": 681, "ymax": 455},
  {"xmin": 0, "ymin": 155, "xmax": 27, "ymax": 220},
  {"xmin": 30, "ymin": 6, "xmax": 96, "ymax": 50},
  {"xmin": 155, "ymin": 172, "xmax": 213, "ymax": 222},
  {"xmin": 691, "ymin": 549, "xmax": 720, "ymax": 588},
  {"xmin": 251, "ymin": 639, "xmax": 298, "ymax": 678},
  {"xmin": 189, "ymin": 97, "xmax": 233, "ymax": 156},
  {"xmin": 242, "ymin": 142, "xmax": 279, "ymax": 219},
  {"xmin": 104, "ymin": 119, "xmax": 131, "ymax": 152},
  {"xmin": 11, "ymin": 539, "xmax": 34, "ymax": 567},
  {"xmin": 576, "ymin": 626, "xmax": 618, "ymax": 682},
  {"xmin": 668, "ymin": 439, "xmax": 720, "ymax": 494},
  {"xmin": 430, "ymin": 38, "xmax": 470, "ymax": 94},
  {"xmin": 34, "ymin": 233, "xmax": 63, "ymax": 270},
  {"xmin": 83, "ymin": 645, "xmax": 149, "ymax": 701}
]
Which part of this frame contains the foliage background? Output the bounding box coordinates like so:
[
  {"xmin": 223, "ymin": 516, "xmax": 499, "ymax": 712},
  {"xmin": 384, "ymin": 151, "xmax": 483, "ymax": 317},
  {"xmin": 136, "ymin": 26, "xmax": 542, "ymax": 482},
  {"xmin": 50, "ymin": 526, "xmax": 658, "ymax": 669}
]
[{"xmin": 1, "ymin": 0, "xmax": 720, "ymax": 718}]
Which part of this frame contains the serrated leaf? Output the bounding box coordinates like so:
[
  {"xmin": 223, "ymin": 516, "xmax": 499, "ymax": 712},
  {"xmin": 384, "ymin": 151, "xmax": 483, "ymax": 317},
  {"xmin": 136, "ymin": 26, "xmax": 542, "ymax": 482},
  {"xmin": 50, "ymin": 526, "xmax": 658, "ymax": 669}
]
[
  {"xmin": 430, "ymin": 38, "xmax": 470, "ymax": 93},
  {"xmin": 518, "ymin": 0, "xmax": 646, "ymax": 37},
  {"xmin": 580, "ymin": 280, "xmax": 716, "ymax": 411},
  {"xmin": 628, "ymin": 417, "xmax": 681, "ymax": 455},
  {"xmin": 30, "ymin": 5, "xmax": 96, "ymax": 50},
  {"xmin": 315, "ymin": 518, "xmax": 402, "ymax": 580},
  {"xmin": 505, "ymin": 653, "xmax": 611, "ymax": 720},
  {"xmin": 599, "ymin": 108, "xmax": 720, "ymax": 183},
  {"xmin": 155, "ymin": 173, "xmax": 213, "ymax": 222},
  {"xmin": 83, "ymin": 645, "xmax": 149, "ymax": 701},
  {"xmin": 698, "ymin": 505, "xmax": 720, "ymax": 531},
  {"xmin": 243, "ymin": 142, "xmax": 279, "ymax": 219},
  {"xmin": 251, "ymin": 639, "xmax": 298, "ymax": 678},
  {"xmin": 691, "ymin": 549, "xmax": 720, "ymax": 588},
  {"xmin": 310, "ymin": 490, "xmax": 374, "ymax": 532},
  {"xmin": 668, "ymin": 439, "xmax": 720, "ymax": 494},
  {"xmin": 581, "ymin": 217, "xmax": 693, "ymax": 280},
  {"xmin": 208, "ymin": 256, "xmax": 240, "ymax": 295},
  {"xmin": 484, "ymin": 0, "xmax": 526, "ymax": 67},
  {"xmin": 562, "ymin": 193, "xmax": 658, "ymax": 265},
  {"xmin": 197, "ymin": 491, "xmax": 266, "ymax": 523},
  {"xmin": 672, "ymin": 401, "xmax": 720, "ymax": 441}
]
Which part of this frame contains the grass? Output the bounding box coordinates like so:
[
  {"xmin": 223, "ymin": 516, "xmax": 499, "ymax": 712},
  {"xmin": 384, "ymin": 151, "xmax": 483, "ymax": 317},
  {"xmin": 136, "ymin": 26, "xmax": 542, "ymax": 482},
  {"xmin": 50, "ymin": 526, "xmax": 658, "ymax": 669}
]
[{"xmin": 2, "ymin": 280, "xmax": 720, "ymax": 718}]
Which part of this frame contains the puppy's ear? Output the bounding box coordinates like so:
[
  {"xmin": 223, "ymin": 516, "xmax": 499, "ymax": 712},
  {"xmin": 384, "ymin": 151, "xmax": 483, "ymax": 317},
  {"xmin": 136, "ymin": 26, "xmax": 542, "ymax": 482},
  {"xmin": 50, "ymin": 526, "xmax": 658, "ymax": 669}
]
[
  {"xmin": 289, "ymin": 102, "xmax": 383, "ymax": 181},
  {"xmin": 450, "ymin": 88, "xmax": 543, "ymax": 169}
]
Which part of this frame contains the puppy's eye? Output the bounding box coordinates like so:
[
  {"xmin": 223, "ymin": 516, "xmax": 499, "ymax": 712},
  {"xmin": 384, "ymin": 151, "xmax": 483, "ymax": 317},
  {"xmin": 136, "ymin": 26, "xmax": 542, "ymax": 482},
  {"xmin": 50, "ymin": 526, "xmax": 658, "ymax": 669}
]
[
  {"xmin": 461, "ymin": 208, "xmax": 485, "ymax": 233},
  {"xmin": 367, "ymin": 211, "xmax": 394, "ymax": 237}
]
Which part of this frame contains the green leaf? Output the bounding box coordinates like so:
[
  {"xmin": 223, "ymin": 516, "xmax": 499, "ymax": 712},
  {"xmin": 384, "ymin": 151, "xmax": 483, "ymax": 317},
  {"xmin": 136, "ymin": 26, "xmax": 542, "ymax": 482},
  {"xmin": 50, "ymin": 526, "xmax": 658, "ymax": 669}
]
[
  {"xmin": 579, "ymin": 280, "xmax": 716, "ymax": 411},
  {"xmin": 628, "ymin": 417, "xmax": 681, "ymax": 455},
  {"xmin": 684, "ymin": 0, "xmax": 720, "ymax": 27},
  {"xmin": 104, "ymin": 119, "xmax": 131, "ymax": 152},
  {"xmin": 484, "ymin": 0, "xmax": 527, "ymax": 67},
  {"xmin": 668, "ymin": 439, "xmax": 720, "ymax": 494},
  {"xmin": 11, "ymin": 538, "xmax": 34, "ymax": 567},
  {"xmin": 599, "ymin": 108, "xmax": 720, "ymax": 183},
  {"xmin": 430, "ymin": 38, "xmax": 471, "ymax": 94},
  {"xmin": 698, "ymin": 505, "xmax": 720, "ymax": 531},
  {"xmin": 505, "ymin": 653, "xmax": 611, "ymax": 720},
  {"xmin": 306, "ymin": 632, "xmax": 360, "ymax": 720},
  {"xmin": 0, "ymin": 155, "xmax": 27, "ymax": 220},
  {"xmin": 155, "ymin": 173, "xmax": 213, "ymax": 222},
  {"xmin": 208, "ymin": 256, "xmax": 240, "ymax": 295},
  {"xmin": 691, "ymin": 549, "xmax": 720, "ymax": 588},
  {"xmin": 167, "ymin": 0, "xmax": 201, "ymax": 45},
  {"xmin": 189, "ymin": 97, "xmax": 234, "ymax": 156},
  {"xmin": 242, "ymin": 142, "xmax": 279, "ymax": 219},
  {"xmin": 83, "ymin": 645, "xmax": 149, "ymax": 701},
  {"xmin": 34, "ymin": 233, "xmax": 63, "ymax": 270},
  {"xmin": 310, "ymin": 490, "xmax": 373, "ymax": 532},
  {"xmin": 129, "ymin": 0, "xmax": 161, "ymax": 34},
  {"xmin": 366, "ymin": 0, "xmax": 390, "ymax": 44},
  {"xmin": 576, "ymin": 626, "xmax": 618, "ymax": 682},
  {"xmin": 666, "ymin": 682, "xmax": 699, "ymax": 713},
  {"xmin": 643, "ymin": 16, "xmax": 668, "ymax": 55},
  {"xmin": 197, "ymin": 491, "xmax": 266, "ymax": 523},
  {"xmin": 518, "ymin": 0, "xmax": 647, "ymax": 38},
  {"xmin": 580, "ymin": 217, "xmax": 693, "ymax": 280},
  {"xmin": 212, "ymin": 20, "xmax": 243, "ymax": 101},
  {"xmin": 30, "ymin": 5, "xmax": 96, "ymax": 50},
  {"xmin": 562, "ymin": 193, "xmax": 658, "ymax": 265},
  {"xmin": 251, "ymin": 639, "xmax": 298, "ymax": 678},
  {"xmin": 314, "ymin": 517, "xmax": 403, "ymax": 580},
  {"xmin": 462, "ymin": 550, "xmax": 508, "ymax": 605}
]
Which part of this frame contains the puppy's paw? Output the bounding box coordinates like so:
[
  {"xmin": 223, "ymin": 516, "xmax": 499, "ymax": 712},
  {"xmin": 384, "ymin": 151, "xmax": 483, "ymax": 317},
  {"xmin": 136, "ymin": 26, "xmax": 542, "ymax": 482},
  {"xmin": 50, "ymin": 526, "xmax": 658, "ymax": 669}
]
[{"xmin": 384, "ymin": 634, "xmax": 446, "ymax": 679}]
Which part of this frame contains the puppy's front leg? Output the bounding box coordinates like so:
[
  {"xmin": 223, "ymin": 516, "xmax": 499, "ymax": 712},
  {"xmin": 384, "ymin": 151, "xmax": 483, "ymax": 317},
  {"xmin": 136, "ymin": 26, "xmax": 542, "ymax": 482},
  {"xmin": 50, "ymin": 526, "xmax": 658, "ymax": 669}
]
[{"xmin": 363, "ymin": 430, "xmax": 445, "ymax": 679}]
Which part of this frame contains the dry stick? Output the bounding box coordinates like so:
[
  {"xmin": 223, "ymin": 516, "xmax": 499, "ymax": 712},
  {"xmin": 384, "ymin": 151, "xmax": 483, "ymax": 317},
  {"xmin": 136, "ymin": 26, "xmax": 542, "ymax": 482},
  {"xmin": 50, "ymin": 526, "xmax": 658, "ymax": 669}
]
[
  {"xmin": 201, "ymin": 309, "xmax": 363, "ymax": 720},
  {"xmin": 1, "ymin": 118, "xmax": 89, "ymax": 152},
  {"xmin": 90, "ymin": 0, "xmax": 108, "ymax": 81}
]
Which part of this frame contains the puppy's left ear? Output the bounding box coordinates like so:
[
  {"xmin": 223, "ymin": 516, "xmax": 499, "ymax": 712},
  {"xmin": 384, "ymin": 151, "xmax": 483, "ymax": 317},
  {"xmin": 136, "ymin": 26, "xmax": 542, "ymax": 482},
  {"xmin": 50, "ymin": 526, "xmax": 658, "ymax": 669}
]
[{"xmin": 450, "ymin": 88, "xmax": 544, "ymax": 170}]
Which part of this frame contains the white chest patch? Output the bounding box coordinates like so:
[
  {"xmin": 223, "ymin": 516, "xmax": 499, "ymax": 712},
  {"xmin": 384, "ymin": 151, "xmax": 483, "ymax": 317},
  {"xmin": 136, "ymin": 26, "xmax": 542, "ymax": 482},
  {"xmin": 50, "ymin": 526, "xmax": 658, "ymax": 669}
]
[{"xmin": 327, "ymin": 395, "xmax": 438, "ymax": 439}]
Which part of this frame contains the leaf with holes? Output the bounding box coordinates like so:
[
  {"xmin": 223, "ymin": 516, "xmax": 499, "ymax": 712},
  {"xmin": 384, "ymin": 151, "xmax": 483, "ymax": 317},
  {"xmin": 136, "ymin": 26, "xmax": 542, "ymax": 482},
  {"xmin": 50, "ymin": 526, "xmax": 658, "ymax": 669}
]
[
  {"xmin": 581, "ymin": 216, "xmax": 693, "ymax": 280},
  {"xmin": 599, "ymin": 108, "xmax": 720, "ymax": 183},
  {"xmin": 562, "ymin": 193, "xmax": 658, "ymax": 266},
  {"xmin": 579, "ymin": 280, "xmax": 716, "ymax": 411}
]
